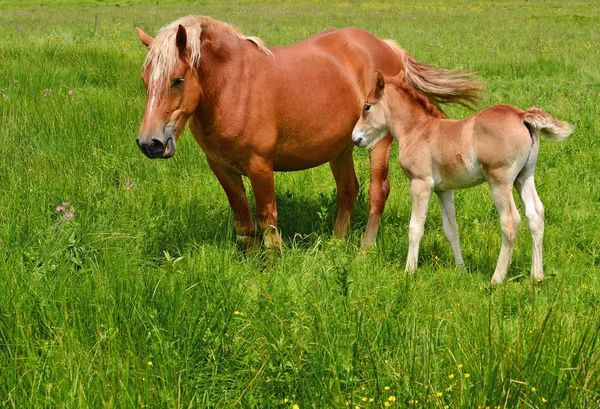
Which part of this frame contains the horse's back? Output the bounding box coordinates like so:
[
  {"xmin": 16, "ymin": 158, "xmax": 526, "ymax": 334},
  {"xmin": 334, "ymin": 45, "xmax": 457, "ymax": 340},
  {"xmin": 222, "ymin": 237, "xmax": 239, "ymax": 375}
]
[{"xmin": 472, "ymin": 105, "xmax": 532, "ymax": 171}]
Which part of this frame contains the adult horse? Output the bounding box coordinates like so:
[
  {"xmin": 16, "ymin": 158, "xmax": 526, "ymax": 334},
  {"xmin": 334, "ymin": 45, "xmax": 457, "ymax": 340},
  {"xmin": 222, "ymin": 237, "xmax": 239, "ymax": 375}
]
[{"xmin": 135, "ymin": 16, "xmax": 482, "ymax": 249}]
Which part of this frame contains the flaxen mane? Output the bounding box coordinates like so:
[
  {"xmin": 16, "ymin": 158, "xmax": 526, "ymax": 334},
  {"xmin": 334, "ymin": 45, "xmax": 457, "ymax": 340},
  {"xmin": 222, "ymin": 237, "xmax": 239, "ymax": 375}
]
[
  {"xmin": 387, "ymin": 76, "xmax": 447, "ymax": 119},
  {"xmin": 144, "ymin": 16, "xmax": 273, "ymax": 91}
]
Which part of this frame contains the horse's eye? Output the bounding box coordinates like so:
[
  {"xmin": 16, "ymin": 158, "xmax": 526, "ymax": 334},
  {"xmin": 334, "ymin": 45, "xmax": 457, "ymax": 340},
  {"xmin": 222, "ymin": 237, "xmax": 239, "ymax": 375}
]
[
  {"xmin": 172, "ymin": 78, "xmax": 184, "ymax": 88},
  {"xmin": 364, "ymin": 104, "xmax": 371, "ymax": 112}
]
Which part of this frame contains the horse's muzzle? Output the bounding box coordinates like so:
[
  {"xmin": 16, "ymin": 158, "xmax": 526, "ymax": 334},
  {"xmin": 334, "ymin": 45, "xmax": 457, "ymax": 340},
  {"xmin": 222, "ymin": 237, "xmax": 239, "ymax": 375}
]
[{"xmin": 136, "ymin": 136, "xmax": 176, "ymax": 159}]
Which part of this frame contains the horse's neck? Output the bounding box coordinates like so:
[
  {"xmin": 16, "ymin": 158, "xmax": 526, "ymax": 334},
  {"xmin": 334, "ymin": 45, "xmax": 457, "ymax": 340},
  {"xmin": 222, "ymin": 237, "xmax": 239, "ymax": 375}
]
[{"xmin": 387, "ymin": 89, "xmax": 436, "ymax": 145}]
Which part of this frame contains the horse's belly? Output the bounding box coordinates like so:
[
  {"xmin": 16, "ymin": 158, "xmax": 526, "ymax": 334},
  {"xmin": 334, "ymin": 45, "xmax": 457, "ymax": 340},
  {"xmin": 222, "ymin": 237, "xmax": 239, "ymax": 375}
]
[
  {"xmin": 272, "ymin": 134, "xmax": 352, "ymax": 171},
  {"xmin": 434, "ymin": 163, "xmax": 485, "ymax": 191}
]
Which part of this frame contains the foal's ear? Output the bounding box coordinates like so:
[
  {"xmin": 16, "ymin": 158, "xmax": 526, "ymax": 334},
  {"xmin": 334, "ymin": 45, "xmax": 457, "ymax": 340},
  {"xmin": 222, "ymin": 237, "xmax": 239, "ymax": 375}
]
[
  {"xmin": 374, "ymin": 70, "xmax": 385, "ymax": 98},
  {"xmin": 394, "ymin": 69, "xmax": 406, "ymax": 82},
  {"xmin": 136, "ymin": 27, "xmax": 154, "ymax": 48},
  {"xmin": 176, "ymin": 25, "xmax": 188, "ymax": 58},
  {"xmin": 375, "ymin": 70, "xmax": 385, "ymax": 92}
]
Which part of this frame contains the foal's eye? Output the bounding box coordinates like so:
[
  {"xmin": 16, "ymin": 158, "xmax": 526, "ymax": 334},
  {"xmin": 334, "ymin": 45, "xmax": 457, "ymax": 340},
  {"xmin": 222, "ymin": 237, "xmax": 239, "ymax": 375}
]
[
  {"xmin": 171, "ymin": 78, "xmax": 184, "ymax": 88},
  {"xmin": 364, "ymin": 104, "xmax": 371, "ymax": 112}
]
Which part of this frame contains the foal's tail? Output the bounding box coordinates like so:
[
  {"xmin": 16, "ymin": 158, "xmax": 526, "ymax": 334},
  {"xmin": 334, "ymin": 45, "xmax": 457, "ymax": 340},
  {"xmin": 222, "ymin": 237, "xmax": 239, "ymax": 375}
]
[
  {"xmin": 522, "ymin": 108, "xmax": 575, "ymax": 142},
  {"xmin": 384, "ymin": 40, "xmax": 485, "ymax": 109}
]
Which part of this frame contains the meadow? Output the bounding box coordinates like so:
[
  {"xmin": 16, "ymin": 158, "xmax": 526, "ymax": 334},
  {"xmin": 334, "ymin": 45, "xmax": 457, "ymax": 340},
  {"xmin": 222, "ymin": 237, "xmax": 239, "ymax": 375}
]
[{"xmin": 0, "ymin": 1, "xmax": 599, "ymax": 407}]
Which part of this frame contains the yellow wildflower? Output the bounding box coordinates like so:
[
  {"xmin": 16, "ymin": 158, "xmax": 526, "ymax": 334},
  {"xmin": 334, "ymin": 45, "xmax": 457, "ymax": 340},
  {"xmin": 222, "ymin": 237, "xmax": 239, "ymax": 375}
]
[
  {"xmin": 147, "ymin": 361, "xmax": 153, "ymax": 366},
  {"xmin": 384, "ymin": 386, "xmax": 390, "ymax": 391},
  {"xmin": 362, "ymin": 397, "xmax": 368, "ymax": 402},
  {"xmin": 284, "ymin": 398, "xmax": 288, "ymax": 403},
  {"xmin": 436, "ymin": 392, "xmax": 443, "ymax": 397},
  {"xmin": 292, "ymin": 405, "xmax": 299, "ymax": 409},
  {"xmin": 531, "ymin": 387, "xmax": 536, "ymax": 393},
  {"xmin": 389, "ymin": 396, "xmax": 396, "ymax": 402},
  {"xmin": 542, "ymin": 397, "xmax": 548, "ymax": 403},
  {"xmin": 448, "ymin": 374, "xmax": 455, "ymax": 379},
  {"xmin": 464, "ymin": 373, "xmax": 470, "ymax": 378}
]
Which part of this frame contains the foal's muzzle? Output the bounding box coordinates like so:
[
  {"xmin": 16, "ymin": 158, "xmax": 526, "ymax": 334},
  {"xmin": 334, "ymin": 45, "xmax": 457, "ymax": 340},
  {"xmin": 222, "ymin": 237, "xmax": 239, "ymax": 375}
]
[
  {"xmin": 136, "ymin": 136, "xmax": 176, "ymax": 159},
  {"xmin": 351, "ymin": 130, "xmax": 369, "ymax": 148}
]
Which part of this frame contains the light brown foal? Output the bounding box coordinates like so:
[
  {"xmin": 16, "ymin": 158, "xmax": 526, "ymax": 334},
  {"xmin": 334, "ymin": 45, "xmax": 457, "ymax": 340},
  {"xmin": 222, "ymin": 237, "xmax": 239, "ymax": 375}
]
[
  {"xmin": 136, "ymin": 16, "xmax": 482, "ymax": 250},
  {"xmin": 352, "ymin": 71, "xmax": 574, "ymax": 283}
]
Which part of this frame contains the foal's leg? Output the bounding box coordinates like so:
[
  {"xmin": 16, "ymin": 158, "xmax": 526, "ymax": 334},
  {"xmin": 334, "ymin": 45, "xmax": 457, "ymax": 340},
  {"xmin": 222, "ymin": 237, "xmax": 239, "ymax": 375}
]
[
  {"xmin": 488, "ymin": 180, "xmax": 521, "ymax": 284},
  {"xmin": 406, "ymin": 178, "xmax": 433, "ymax": 273},
  {"xmin": 436, "ymin": 190, "xmax": 464, "ymax": 267},
  {"xmin": 206, "ymin": 157, "xmax": 257, "ymax": 247},
  {"xmin": 247, "ymin": 157, "xmax": 281, "ymax": 249},
  {"xmin": 361, "ymin": 134, "xmax": 393, "ymax": 251},
  {"xmin": 329, "ymin": 144, "xmax": 360, "ymax": 238},
  {"xmin": 514, "ymin": 173, "xmax": 545, "ymax": 282}
]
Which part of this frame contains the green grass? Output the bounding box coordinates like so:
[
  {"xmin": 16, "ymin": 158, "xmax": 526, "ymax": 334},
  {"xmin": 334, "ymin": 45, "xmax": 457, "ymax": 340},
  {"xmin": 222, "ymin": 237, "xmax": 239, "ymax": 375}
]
[{"xmin": 1, "ymin": 1, "xmax": 599, "ymax": 407}]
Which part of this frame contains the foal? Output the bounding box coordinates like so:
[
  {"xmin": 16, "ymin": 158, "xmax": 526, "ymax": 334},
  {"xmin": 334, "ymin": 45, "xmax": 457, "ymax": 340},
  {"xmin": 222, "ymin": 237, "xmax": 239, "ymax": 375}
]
[{"xmin": 352, "ymin": 71, "xmax": 574, "ymax": 283}]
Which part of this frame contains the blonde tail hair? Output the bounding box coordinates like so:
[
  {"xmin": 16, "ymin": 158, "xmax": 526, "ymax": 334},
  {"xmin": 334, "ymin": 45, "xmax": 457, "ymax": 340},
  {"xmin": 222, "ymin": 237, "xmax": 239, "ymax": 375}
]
[{"xmin": 523, "ymin": 108, "xmax": 575, "ymax": 142}]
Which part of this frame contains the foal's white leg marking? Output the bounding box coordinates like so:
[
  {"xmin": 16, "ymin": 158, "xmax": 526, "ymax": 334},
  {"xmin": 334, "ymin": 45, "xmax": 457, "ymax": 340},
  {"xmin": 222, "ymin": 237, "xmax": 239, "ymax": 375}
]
[
  {"xmin": 515, "ymin": 175, "xmax": 545, "ymax": 282},
  {"xmin": 489, "ymin": 183, "xmax": 521, "ymax": 284},
  {"xmin": 436, "ymin": 190, "xmax": 464, "ymax": 267},
  {"xmin": 406, "ymin": 179, "xmax": 433, "ymax": 273}
]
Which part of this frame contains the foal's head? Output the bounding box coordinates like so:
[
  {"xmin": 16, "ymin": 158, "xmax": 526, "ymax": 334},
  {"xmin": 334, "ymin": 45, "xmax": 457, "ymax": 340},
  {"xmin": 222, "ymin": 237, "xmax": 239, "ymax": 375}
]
[
  {"xmin": 352, "ymin": 71, "xmax": 394, "ymax": 149},
  {"xmin": 136, "ymin": 20, "xmax": 202, "ymax": 159}
]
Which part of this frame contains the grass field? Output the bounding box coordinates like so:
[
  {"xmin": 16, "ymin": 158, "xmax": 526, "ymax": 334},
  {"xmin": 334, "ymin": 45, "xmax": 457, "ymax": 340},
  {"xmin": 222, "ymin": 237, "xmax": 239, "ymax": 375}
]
[{"xmin": 1, "ymin": 1, "xmax": 599, "ymax": 407}]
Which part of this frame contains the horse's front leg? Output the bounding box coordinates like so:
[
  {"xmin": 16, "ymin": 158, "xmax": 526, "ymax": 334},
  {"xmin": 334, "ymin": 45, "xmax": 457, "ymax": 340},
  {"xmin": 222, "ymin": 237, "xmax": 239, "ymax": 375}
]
[
  {"xmin": 206, "ymin": 157, "xmax": 258, "ymax": 248},
  {"xmin": 361, "ymin": 134, "xmax": 393, "ymax": 252},
  {"xmin": 247, "ymin": 157, "xmax": 281, "ymax": 250},
  {"xmin": 406, "ymin": 178, "xmax": 433, "ymax": 273},
  {"xmin": 329, "ymin": 144, "xmax": 359, "ymax": 238}
]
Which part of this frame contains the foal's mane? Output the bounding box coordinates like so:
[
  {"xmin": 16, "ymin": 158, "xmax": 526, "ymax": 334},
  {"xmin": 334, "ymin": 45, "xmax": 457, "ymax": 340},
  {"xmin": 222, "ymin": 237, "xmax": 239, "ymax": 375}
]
[
  {"xmin": 144, "ymin": 16, "xmax": 273, "ymax": 91},
  {"xmin": 388, "ymin": 76, "xmax": 446, "ymax": 119}
]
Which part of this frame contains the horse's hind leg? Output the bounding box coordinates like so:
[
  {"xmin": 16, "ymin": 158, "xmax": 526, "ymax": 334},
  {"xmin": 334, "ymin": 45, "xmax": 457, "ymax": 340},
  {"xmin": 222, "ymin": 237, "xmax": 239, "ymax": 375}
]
[
  {"xmin": 488, "ymin": 180, "xmax": 521, "ymax": 284},
  {"xmin": 206, "ymin": 157, "xmax": 257, "ymax": 248},
  {"xmin": 436, "ymin": 190, "xmax": 464, "ymax": 268},
  {"xmin": 514, "ymin": 172, "xmax": 545, "ymax": 282},
  {"xmin": 360, "ymin": 134, "xmax": 393, "ymax": 251},
  {"xmin": 329, "ymin": 144, "xmax": 360, "ymax": 238}
]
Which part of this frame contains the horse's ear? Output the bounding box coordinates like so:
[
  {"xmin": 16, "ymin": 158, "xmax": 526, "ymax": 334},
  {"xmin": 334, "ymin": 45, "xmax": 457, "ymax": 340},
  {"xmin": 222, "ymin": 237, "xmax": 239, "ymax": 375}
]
[
  {"xmin": 176, "ymin": 25, "xmax": 188, "ymax": 58},
  {"xmin": 374, "ymin": 70, "xmax": 385, "ymax": 99},
  {"xmin": 136, "ymin": 27, "xmax": 153, "ymax": 48},
  {"xmin": 395, "ymin": 69, "xmax": 405, "ymax": 82},
  {"xmin": 376, "ymin": 70, "xmax": 385, "ymax": 92}
]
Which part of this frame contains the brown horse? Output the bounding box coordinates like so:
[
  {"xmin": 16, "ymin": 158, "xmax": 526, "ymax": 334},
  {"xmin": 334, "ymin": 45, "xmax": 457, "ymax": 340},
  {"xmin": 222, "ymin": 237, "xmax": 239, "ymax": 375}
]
[
  {"xmin": 352, "ymin": 71, "xmax": 574, "ymax": 283},
  {"xmin": 135, "ymin": 16, "xmax": 483, "ymax": 249}
]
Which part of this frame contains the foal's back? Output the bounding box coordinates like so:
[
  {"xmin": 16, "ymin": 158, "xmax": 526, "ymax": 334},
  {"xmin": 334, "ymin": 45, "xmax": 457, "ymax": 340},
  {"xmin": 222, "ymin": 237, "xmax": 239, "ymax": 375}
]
[{"xmin": 471, "ymin": 105, "xmax": 534, "ymax": 176}]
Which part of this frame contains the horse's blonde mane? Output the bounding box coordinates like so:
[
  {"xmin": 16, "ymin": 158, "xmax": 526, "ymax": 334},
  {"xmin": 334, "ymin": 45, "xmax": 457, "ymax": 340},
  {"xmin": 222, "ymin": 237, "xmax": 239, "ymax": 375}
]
[
  {"xmin": 387, "ymin": 76, "xmax": 447, "ymax": 119},
  {"xmin": 144, "ymin": 16, "xmax": 273, "ymax": 91}
]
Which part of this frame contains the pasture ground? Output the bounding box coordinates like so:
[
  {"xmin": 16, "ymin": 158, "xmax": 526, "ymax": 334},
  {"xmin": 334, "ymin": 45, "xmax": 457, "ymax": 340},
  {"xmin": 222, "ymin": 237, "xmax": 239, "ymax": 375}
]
[{"xmin": 1, "ymin": 1, "xmax": 599, "ymax": 407}]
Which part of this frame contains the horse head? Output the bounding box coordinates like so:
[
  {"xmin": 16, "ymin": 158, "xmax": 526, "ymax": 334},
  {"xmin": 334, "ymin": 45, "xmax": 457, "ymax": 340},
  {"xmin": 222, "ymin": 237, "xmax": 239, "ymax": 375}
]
[{"xmin": 136, "ymin": 24, "xmax": 201, "ymax": 159}]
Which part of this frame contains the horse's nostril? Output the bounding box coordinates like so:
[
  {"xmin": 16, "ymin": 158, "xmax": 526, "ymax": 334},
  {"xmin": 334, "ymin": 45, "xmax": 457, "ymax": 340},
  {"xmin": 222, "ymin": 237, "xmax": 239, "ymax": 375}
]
[{"xmin": 150, "ymin": 138, "xmax": 165, "ymax": 154}]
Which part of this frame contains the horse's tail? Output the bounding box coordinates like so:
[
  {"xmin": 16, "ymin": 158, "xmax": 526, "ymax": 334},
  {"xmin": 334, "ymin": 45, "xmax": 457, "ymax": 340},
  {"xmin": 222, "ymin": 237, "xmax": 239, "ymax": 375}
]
[
  {"xmin": 522, "ymin": 108, "xmax": 575, "ymax": 142},
  {"xmin": 384, "ymin": 40, "xmax": 485, "ymax": 109}
]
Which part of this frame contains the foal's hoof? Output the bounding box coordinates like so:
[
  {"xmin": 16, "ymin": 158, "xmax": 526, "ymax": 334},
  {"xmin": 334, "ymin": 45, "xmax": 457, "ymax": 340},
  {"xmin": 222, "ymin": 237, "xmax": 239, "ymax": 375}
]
[
  {"xmin": 490, "ymin": 276, "xmax": 505, "ymax": 285},
  {"xmin": 531, "ymin": 275, "xmax": 544, "ymax": 284},
  {"xmin": 455, "ymin": 263, "xmax": 467, "ymax": 273}
]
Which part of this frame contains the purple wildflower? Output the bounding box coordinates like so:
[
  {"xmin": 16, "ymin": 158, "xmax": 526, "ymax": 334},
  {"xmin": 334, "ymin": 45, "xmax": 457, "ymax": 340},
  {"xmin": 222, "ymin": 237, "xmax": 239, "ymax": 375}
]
[{"xmin": 42, "ymin": 88, "xmax": 52, "ymax": 97}]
